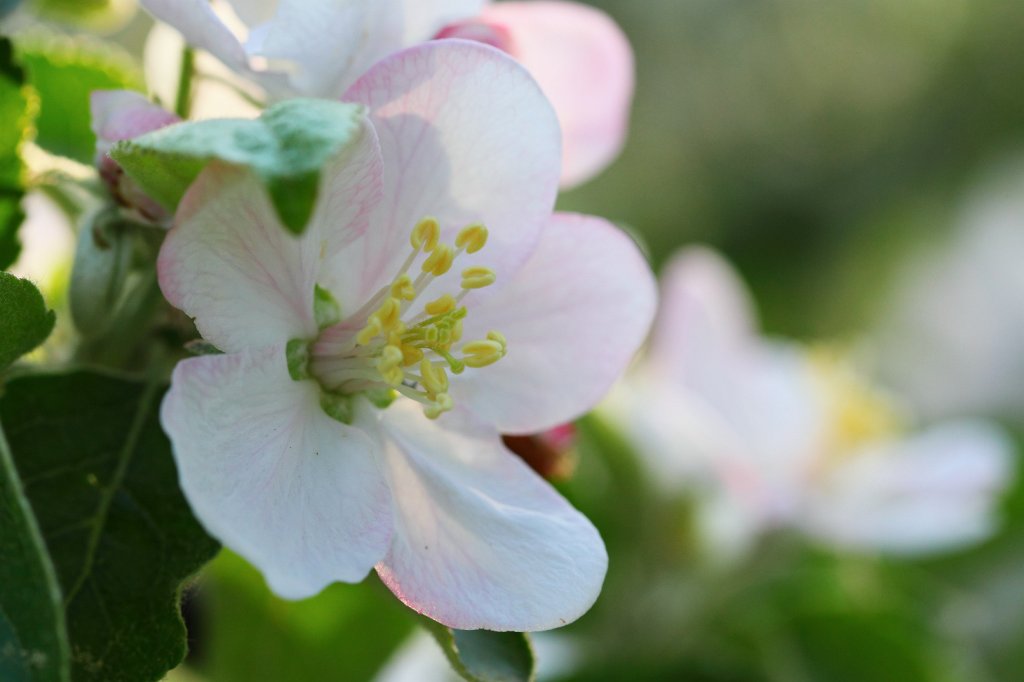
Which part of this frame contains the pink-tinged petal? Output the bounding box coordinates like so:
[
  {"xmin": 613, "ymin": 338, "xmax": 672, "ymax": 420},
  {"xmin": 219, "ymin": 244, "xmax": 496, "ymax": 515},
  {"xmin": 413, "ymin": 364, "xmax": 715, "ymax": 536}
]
[
  {"xmin": 403, "ymin": 0, "xmax": 486, "ymax": 42},
  {"xmin": 90, "ymin": 90, "xmax": 181, "ymax": 222},
  {"xmin": 452, "ymin": 213, "xmax": 655, "ymax": 434},
  {"xmin": 161, "ymin": 346, "xmax": 393, "ymax": 598},
  {"xmin": 649, "ymin": 247, "xmax": 758, "ymax": 391},
  {"xmin": 246, "ymin": 0, "xmax": 404, "ymax": 98},
  {"xmin": 806, "ymin": 421, "xmax": 1015, "ymax": 554},
  {"xmin": 374, "ymin": 402, "xmax": 607, "ymax": 631},
  {"xmin": 139, "ymin": 0, "xmax": 251, "ymax": 74},
  {"xmin": 478, "ymin": 1, "xmax": 634, "ymax": 187},
  {"xmin": 159, "ymin": 130, "xmax": 382, "ymax": 351},
  {"xmin": 340, "ymin": 40, "xmax": 561, "ymax": 304},
  {"xmin": 90, "ymin": 90, "xmax": 179, "ymax": 157}
]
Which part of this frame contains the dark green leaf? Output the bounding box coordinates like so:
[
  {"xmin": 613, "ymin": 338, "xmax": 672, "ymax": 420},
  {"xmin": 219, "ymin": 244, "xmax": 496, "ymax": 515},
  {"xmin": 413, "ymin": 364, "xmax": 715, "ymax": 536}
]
[
  {"xmin": 0, "ymin": 372, "xmax": 220, "ymax": 682},
  {"xmin": 0, "ymin": 37, "xmax": 31, "ymax": 270},
  {"xmin": 201, "ymin": 551, "xmax": 416, "ymax": 682},
  {"xmin": 16, "ymin": 33, "xmax": 143, "ymax": 164},
  {"xmin": 0, "ymin": 426, "xmax": 70, "ymax": 682},
  {"xmin": 421, "ymin": 619, "xmax": 535, "ymax": 682},
  {"xmin": 0, "ymin": 272, "xmax": 56, "ymax": 370},
  {"xmin": 111, "ymin": 98, "xmax": 366, "ymax": 234}
]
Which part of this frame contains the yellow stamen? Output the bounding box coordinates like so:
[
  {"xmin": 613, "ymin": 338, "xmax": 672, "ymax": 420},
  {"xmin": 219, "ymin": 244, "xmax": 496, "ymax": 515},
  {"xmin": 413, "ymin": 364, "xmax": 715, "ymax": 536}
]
[
  {"xmin": 455, "ymin": 224, "xmax": 488, "ymax": 253},
  {"xmin": 461, "ymin": 266, "xmax": 497, "ymax": 290},
  {"xmin": 424, "ymin": 294, "xmax": 457, "ymax": 316},
  {"xmin": 424, "ymin": 393, "xmax": 454, "ymax": 420},
  {"xmin": 391, "ymin": 275, "xmax": 416, "ymax": 301},
  {"xmin": 421, "ymin": 243, "xmax": 455, "ymax": 276},
  {"xmin": 419, "ymin": 359, "xmax": 449, "ymax": 396},
  {"xmin": 411, "ymin": 217, "xmax": 440, "ymax": 252}
]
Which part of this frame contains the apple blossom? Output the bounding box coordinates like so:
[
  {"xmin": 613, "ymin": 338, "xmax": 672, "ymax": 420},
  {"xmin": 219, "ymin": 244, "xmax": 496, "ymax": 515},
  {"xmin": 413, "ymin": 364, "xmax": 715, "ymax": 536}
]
[
  {"xmin": 90, "ymin": 90, "xmax": 180, "ymax": 222},
  {"xmin": 870, "ymin": 162, "xmax": 1024, "ymax": 424},
  {"xmin": 603, "ymin": 247, "xmax": 1013, "ymax": 559},
  {"xmin": 137, "ymin": 0, "xmax": 633, "ymax": 186},
  {"xmin": 158, "ymin": 42, "xmax": 655, "ymax": 630}
]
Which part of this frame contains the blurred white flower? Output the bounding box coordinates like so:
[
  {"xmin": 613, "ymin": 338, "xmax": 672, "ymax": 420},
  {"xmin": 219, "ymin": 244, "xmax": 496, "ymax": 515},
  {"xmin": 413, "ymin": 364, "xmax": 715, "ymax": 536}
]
[
  {"xmin": 603, "ymin": 247, "xmax": 1015, "ymax": 561},
  {"xmin": 869, "ymin": 161, "xmax": 1024, "ymax": 424}
]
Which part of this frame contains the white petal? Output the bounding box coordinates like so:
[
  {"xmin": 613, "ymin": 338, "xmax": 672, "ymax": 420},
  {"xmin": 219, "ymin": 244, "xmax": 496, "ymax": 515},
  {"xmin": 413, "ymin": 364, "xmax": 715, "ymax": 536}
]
[
  {"xmin": 401, "ymin": 0, "xmax": 486, "ymax": 42},
  {"xmin": 451, "ymin": 213, "xmax": 655, "ymax": 434},
  {"xmin": 161, "ymin": 346, "xmax": 393, "ymax": 598},
  {"xmin": 648, "ymin": 246, "xmax": 758, "ymax": 388},
  {"xmin": 374, "ymin": 401, "xmax": 607, "ymax": 631},
  {"xmin": 140, "ymin": 0, "xmax": 251, "ymax": 74},
  {"xmin": 478, "ymin": 1, "xmax": 635, "ymax": 187},
  {"xmin": 247, "ymin": 0, "xmax": 404, "ymax": 98},
  {"xmin": 339, "ymin": 41, "xmax": 561, "ymax": 305},
  {"xmin": 806, "ymin": 420, "xmax": 1014, "ymax": 554},
  {"xmin": 158, "ymin": 121, "xmax": 382, "ymax": 351}
]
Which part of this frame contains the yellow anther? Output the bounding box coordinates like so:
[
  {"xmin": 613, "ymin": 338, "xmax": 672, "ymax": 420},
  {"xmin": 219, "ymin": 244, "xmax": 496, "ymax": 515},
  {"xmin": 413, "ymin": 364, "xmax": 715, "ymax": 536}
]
[
  {"xmin": 390, "ymin": 275, "xmax": 416, "ymax": 301},
  {"xmin": 486, "ymin": 330, "xmax": 507, "ymax": 350},
  {"xmin": 419, "ymin": 359, "xmax": 449, "ymax": 396},
  {"xmin": 400, "ymin": 344, "xmax": 424, "ymax": 366},
  {"xmin": 424, "ymin": 294, "xmax": 457, "ymax": 316},
  {"xmin": 455, "ymin": 224, "xmax": 488, "ymax": 253},
  {"xmin": 461, "ymin": 266, "xmax": 497, "ymax": 290},
  {"xmin": 356, "ymin": 317, "xmax": 383, "ymax": 346},
  {"xmin": 461, "ymin": 339, "xmax": 505, "ymax": 368},
  {"xmin": 381, "ymin": 366, "xmax": 405, "ymax": 386},
  {"xmin": 377, "ymin": 345, "xmax": 404, "ymax": 371},
  {"xmin": 451, "ymin": 319, "xmax": 463, "ymax": 343},
  {"xmin": 411, "ymin": 217, "xmax": 440, "ymax": 252},
  {"xmin": 373, "ymin": 297, "xmax": 402, "ymax": 332},
  {"xmin": 421, "ymin": 243, "xmax": 455, "ymax": 276},
  {"xmin": 424, "ymin": 393, "xmax": 454, "ymax": 420},
  {"xmin": 424, "ymin": 327, "xmax": 439, "ymax": 344}
]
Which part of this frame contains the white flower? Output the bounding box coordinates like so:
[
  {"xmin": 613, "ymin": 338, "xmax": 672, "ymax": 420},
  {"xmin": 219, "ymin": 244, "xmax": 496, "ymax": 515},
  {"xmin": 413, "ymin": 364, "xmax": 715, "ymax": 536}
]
[
  {"xmin": 158, "ymin": 42, "xmax": 656, "ymax": 630},
  {"xmin": 139, "ymin": 0, "xmax": 634, "ymax": 186},
  {"xmin": 604, "ymin": 247, "xmax": 1013, "ymax": 559}
]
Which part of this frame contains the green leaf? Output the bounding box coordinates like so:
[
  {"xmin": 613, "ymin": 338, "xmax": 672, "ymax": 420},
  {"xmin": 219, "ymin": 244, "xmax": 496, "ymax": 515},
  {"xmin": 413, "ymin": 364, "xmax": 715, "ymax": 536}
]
[
  {"xmin": 0, "ymin": 37, "xmax": 32, "ymax": 270},
  {"xmin": 111, "ymin": 98, "xmax": 367, "ymax": 234},
  {"xmin": 201, "ymin": 551, "xmax": 416, "ymax": 682},
  {"xmin": 421, "ymin": 619, "xmax": 535, "ymax": 682},
  {"xmin": 0, "ymin": 425, "xmax": 70, "ymax": 682},
  {"xmin": 16, "ymin": 33, "xmax": 143, "ymax": 164},
  {"xmin": 0, "ymin": 372, "xmax": 220, "ymax": 682},
  {"xmin": 0, "ymin": 272, "xmax": 56, "ymax": 370}
]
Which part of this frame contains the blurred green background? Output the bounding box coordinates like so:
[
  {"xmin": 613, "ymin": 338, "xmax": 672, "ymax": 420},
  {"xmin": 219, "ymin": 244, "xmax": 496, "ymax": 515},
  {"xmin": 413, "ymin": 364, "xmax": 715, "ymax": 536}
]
[{"xmin": 9, "ymin": 0, "xmax": 1024, "ymax": 680}]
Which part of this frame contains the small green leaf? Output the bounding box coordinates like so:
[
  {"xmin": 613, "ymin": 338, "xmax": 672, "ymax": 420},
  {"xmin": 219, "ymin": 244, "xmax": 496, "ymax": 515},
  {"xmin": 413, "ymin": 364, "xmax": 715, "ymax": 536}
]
[
  {"xmin": 421, "ymin": 619, "xmax": 535, "ymax": 682},
  {"xmin": 16, "ymin": 32, "xmax": 143, "ymax": 164},
  {"xmin": 0, "ymin": 36, "xmax": 33, "ymax": 270},
  {"xmin": 0, "ymin": 272, "xmax": 56, "ymax": 370},
  {"xmin": 111, "ymin": 98, "xmax": 367, "ymax": 234},
  {"xmin": 320, "ymin": 391, "xmax": 354, "ymax": 425},
  {"xmin": 0, "ymin": 425, "xmax": 70, "ymax": 682},
  {"xmin": 0, "ymin": 372, "xmax": 221, "ymax": 682}
]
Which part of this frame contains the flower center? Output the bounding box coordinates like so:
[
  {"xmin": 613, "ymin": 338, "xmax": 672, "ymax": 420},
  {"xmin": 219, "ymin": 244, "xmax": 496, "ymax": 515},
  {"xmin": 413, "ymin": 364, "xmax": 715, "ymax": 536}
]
[
  {"xmin": 293, "ymin": 218, "xmax": 507, "ymax": 422},
  {"xmin": 810, "ymin": 350, "xmax": 903, "ymax": 455}
]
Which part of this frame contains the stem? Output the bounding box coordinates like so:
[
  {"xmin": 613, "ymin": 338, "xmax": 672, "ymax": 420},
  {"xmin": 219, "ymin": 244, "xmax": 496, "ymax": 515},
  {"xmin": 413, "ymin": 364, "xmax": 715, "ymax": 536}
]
[{"xmin": 174, "ymin": 46, "xmax": 195, "ymax": 119}]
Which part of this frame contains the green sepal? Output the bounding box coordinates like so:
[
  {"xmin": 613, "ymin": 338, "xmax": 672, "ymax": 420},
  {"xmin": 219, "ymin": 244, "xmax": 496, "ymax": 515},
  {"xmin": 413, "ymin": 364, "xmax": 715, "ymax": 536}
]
[
  {"xmin": 314, "ymin": 284, "xmax": 342, "ymax": 330},
  {"xmin": 110, "ymin": 99, "xmax": 367, "ymax": 235},
  {"xmin": 183, "ymin": 339, "xmax": 224, "ymax": 356},
  {"xmin": 420, "ymin": 617, "xmax": 536, "ymax": 682},
  {"xmin": 365, "ymin": 387, "xmax": 397, "ymax": 409},
  {"xmin": 286, "ymin": 339, "xmax": 311, "ymax": 381},
  {"xmin": 319, "ymin": 391, "xmax": 354, "ymax": 425}
]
